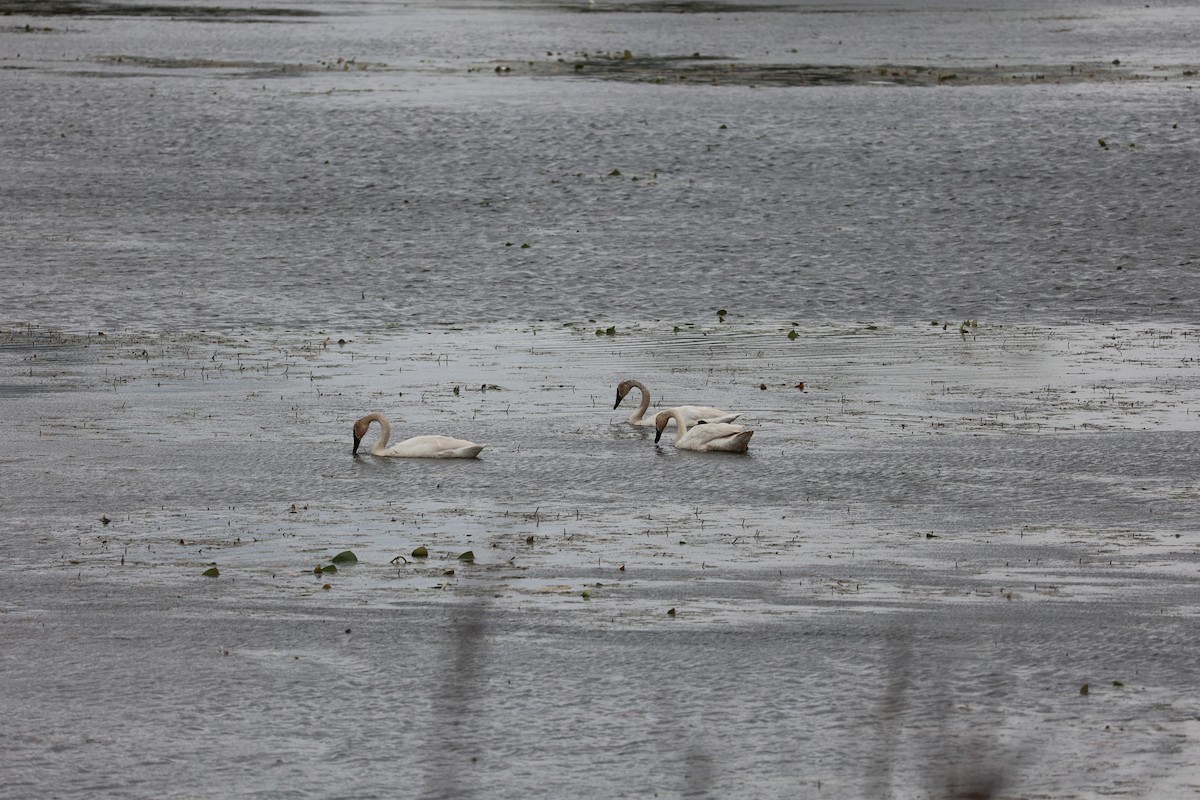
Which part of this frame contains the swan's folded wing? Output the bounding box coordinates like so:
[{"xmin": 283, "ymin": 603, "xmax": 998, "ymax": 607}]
[
  {"xmin": 384, "ymin": 435, "xmax": 484, "ymax": 458},
  {"xmin": 680, "ymin": 422, "xmax": 746, "ymax": 449},
  {"xmin": 667, "ymin": 405, "xmax": 741, "ymax": 425}
]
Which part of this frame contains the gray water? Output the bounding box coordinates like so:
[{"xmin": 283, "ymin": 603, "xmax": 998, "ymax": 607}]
[{"xmin": 2, "ymin": 2, "xmax": 1200, "ymax": 798}]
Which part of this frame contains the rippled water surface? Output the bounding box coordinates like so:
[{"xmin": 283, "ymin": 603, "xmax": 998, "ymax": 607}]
[{"xmin": 2, "ymin": 1, "xmax": 1200, "ymax": 798}]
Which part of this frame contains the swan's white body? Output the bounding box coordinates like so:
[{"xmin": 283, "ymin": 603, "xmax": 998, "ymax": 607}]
[
  {"xmin": 654, "ymin": 409, "xmax": 754, "ymax": 453},
  {"xmin": 614, "ymin": 379, "xmax": 739, "ymax": 427},
  {"xmin": 352, "ymin": 412, "xmax": 484, "ymax": 459}
]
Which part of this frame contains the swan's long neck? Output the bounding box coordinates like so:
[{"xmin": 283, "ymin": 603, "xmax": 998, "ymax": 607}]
[
  {"xmin": 628, "ymin": 380, "xmax": 651, "ymax": 424},
  {"xmin": 368, "ymin": 412, "xmax": 392, "ymax": 452},
  {"xmin": 669, "ymin": 409, "xmax": 689, "ymax": 443},
  {"xmin": 656, "ymin": 408, "xmax": 689, "ymax": 444}
]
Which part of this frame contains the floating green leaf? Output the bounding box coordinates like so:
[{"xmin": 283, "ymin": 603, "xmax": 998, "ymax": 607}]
[
  {"xmin": 412, "ymin": 546, "xmax": 429, "ymax": 558},
  {"xmin": 321, "ymin": 564, "xmax": 338, "ymax": 573},
  {"xmin": 581, "ymin": 588, "xmax": 592, "ymax": 598},
  {"xmin": 202, "ymin": 567, "xmax": 220, "ymax": 577},
  {"xmin": 787, "ymin": 330, "xmax": 798, "ymax": 340},
  {"xmin": 605, "ymin": 325, "xmax": 616, "ymax": 336},
  {"xmin": 667, "ymin": 607, "xmax": 676, "ymax": 617},
  {"xmin": 458, "ymin": 551, "xmax": 475, "ymax": 563},
  {"xmin": 331, "ymin": 550, "xmax": 358, "ymax": 564},
  {"xmin": 609, "ymin": 168, "xmax": 621, "ymax": 176},
  {"xmin": 1080, "ymin": 683, "xmax": 1090, "ymax": 695}
]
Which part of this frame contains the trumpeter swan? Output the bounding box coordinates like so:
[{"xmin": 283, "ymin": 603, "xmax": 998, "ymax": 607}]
[
  {"xmin": 614, "ymin": 379, "xmax": 739, "ymax": 427},
  {"xmin": 653, "ymin": 408, "xmax": 753, "ymax": 453},
  {"xmin": 351, "ymin": 412, "xmax": 484, "ymax": 459}
]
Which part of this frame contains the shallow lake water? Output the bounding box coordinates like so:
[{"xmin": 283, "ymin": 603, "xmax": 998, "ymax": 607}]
[{"xmin": 2, "ymin": 1, "xmax": 1199, "ymax": 798}]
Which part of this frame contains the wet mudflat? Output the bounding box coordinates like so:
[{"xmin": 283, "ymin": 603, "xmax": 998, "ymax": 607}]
[
  {"xmin": 3, "ymin": 0, "xmax": 1200, "ymax": 796},
  {"xmin": 2, "ymin": 321, "xmax": 1199, "ymax": 798}
]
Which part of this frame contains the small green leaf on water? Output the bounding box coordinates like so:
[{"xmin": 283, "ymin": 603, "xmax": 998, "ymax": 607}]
[
  {"xmin": 605, "ymin": 325, "xmax": 616, "ymax": 336},
  {"xmin": 202, "ymin": 567, "xmax": 220, "ymax": 577},
  {"xmin": 717, "ymin": 309, "xmax": 727, "ymax": 319},
  {"xmin": 609, "ymin": 168, "xmax": 622, "ymax": 176},
  {"xmin": 321, "ymin": 564, "xmax": 338, "ymax": 573},
  {"xmin": 1080, "ymin": 683, "xmax": 1090, "ymax": 695},
  {"xmin": 1112, "ymin": 680, "xmax": 1124, "ymax": 687},
  {"xmin": 787, "ymin": 329, "xmax": 798, "ymax": 340},
  {"xmin": 581, "ymin": 588, "xmax": 592, "ymax": 598},
  {"xmin": 520, "ymin": 242, "xmax": 530, "ymax": 248},
  {"xmin": 412, "ymin": 546, "xmax": 429, "ymax": 558},
  {"xmin": 667, "ymin": 607, "xmax": 676, "ymax": 617},
  {"xmin": 595, "ymin": 328, "xmax": 604, "ymax": 336},
  {"xmin": 673, "ymin": 326, "xmax": 681, "ymax": 333},
  {"xmin": 331, "ymin": 550, "xmax": 358, "ymax": 564},
  {"xmin": 458, "ymin": 551, "xmax": 475, "ymax": 563},
  {"xmin": 623, "ymin": 49, "xmax": 632, "ymax": 60}
]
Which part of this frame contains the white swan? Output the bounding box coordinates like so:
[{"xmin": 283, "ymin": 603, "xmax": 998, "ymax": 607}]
[
  {"xmin": 614, "ymin": 379, "xmax": 739, "ymax": 427},
  {"xmin": 654, "ymin": 408, "xmax": 754, "ymax": 453},
  {"xmin": 352, "ymin": 412, "xmax": 484, "ymax": 459}
]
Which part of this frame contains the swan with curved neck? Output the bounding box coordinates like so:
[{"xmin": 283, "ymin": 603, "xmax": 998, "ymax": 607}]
[
  {"xmin": 614, "ymin": 379, "xmax": 739, "ymax": 427},
  {"xmin": 352, "ymin": 412, "xmax": 484, "ymax": 459},
  {"xmin": 654, "ymin": 408, "xmax": 753, "ymax": 452}
]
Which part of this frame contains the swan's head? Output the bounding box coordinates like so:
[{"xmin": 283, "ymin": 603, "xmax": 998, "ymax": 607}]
[
  {"xmin": 351, "ymin": 416, "xmax": 371, "ymax": 455},
  {"xmin": 653, "ymin": 410, "xmax": 671, "ymax": 443},
  {"xmin": 614, "ymin": 380, "xmax": 634, "ymax": 410}
]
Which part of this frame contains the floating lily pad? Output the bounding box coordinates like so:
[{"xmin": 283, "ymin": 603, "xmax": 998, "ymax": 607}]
[
  {"xmin": 458, "ymin": 551, "xmax": 475, "ymax": 563},
  {"xmin": 321, "ymin": 564, "xmax": 338, "ymax": 573},
  {"xmin": 202, "ymin": 567, "xmax": 220, "ymax": 577},
  {"xmin": 412, "ymin": 546, "xmax": 429, "ymax": 558},
  {"xmin": 331, "ymin": 550, "xmax": 358, "ymax": 564}
]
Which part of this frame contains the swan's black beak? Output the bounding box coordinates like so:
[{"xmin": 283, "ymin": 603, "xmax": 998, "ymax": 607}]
[
  {"xmin": 613, "ymin": 391, "xmax": 624, "ymax": 410},
  {"xmin": 654, "ymin": 426, "xmax": 664, "ymax": 444},
  {"xmin": 352, "ymin": 434, "xmax": 362, "ymax": 455}
]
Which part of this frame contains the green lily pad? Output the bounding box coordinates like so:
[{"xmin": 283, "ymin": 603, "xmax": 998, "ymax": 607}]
[
  {"xmin": 321, "ymin": 564, "xmax": 338, "ymax": 573},
  {"xmin": 331, "ymin": 550, "xmax": 358, "ymax": 564},
  {"xmin": 202, "ymin": 567, "xmax": 220, "ymax": 577},
  {"xmin": 458, "ymin": 551, "xmax": 475, "ymax": 563},
  {"xmin": 412, "ymin": 546, "xmax": 429, "ymax": 558}
]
